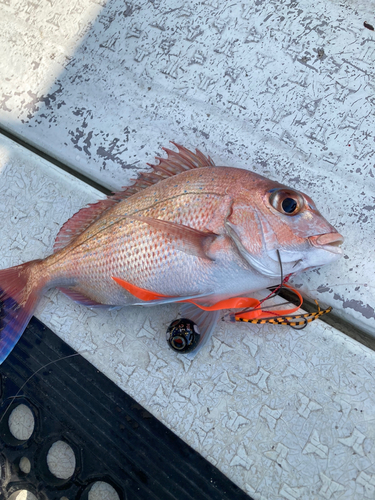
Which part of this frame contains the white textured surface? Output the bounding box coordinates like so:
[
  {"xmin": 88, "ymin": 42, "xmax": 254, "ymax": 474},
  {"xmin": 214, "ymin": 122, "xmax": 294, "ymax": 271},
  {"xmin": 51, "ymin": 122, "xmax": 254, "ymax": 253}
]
[
  {"xmin": 0, "ymin": 0, "xmax": 374, "ymax": 334},
  {"xmin": 1, "ymin": 136, "xmax": 375, "ymax": 499}
]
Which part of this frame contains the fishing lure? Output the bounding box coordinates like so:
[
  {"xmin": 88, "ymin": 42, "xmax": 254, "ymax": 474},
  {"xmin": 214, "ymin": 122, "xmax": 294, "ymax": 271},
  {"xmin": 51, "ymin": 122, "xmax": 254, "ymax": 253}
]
[{"xmin": 166, "ymin": 279, "xmax": 332, "ymax": 353}]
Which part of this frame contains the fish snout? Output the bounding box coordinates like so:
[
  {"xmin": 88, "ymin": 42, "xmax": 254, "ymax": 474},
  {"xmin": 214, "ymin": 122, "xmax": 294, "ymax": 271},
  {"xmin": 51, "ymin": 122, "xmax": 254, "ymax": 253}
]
[{"xmin": 308, "ymin": 232, "xmax": 344, "ymax": 254}]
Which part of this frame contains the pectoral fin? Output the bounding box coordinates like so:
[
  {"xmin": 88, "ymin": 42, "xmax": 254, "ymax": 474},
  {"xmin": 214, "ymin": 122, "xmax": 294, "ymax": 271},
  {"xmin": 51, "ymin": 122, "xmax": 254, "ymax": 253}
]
[{"xmin": 130, "ymin": 215, "xmax": 218, "ymax": 260}]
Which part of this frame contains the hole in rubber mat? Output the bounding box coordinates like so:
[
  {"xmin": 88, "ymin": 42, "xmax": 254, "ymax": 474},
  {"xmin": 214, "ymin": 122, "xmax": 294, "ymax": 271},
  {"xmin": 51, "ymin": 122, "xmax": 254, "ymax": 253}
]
[
  {"xmin": 8, "ymin": 492, "xmax": 38, "ymax": 500},
  {"xmin": 19, "ymin": 456, "xmax": 31, "ymax": 474},
  {"xmin": 8, "ymin": 404, "xmax": 35, "ymax": 441},
  {"xmin": 46, "ymin": 441, "xmax": 76, "ymax": 479},
  {"xmin": 0, "ymin": 399, "xmax": 38, "ymax": 446},
  {"xmin": 87, "ymin": 481, "xmax": 121, "ymax": 500},
  {"xmin": 0, "ymin": 317, "xmax": 252, "ymax": 500}
]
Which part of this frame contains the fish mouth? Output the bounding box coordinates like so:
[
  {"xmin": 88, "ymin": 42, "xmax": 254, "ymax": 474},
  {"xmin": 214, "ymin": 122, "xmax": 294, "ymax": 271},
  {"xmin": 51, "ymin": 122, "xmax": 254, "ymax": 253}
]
[{"xmin": 308, "ymin": 233, "xmax": 344, "ymax": 254}]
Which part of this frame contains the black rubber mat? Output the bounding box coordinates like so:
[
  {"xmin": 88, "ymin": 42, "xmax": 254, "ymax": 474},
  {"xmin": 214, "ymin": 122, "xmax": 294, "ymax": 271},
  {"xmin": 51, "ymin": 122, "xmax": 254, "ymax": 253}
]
[{"xmin": 0, "ymin": 316, "xmax": 252, "ymax": 500}]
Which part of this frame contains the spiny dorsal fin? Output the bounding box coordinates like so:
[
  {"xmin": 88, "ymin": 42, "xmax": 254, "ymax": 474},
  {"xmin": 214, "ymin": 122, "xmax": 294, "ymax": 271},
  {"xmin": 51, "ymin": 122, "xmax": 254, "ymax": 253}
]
[
  {"xmin": 122, "ymin": 142, "xmax": 215, "ymax": 197},
  {"xmin": 53, "ymin": 143, "xmax": 215, "ymax": 252},
  {"xmin": 53, "ymin": 198, "xmax": 117, "ymax": 252}
]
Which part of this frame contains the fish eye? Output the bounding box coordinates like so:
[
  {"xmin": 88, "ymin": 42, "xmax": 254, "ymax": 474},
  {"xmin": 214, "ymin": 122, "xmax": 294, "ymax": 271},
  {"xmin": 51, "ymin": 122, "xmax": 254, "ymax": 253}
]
[
  {"xmin": 282, "ymin": 197, "xmax": 297, "ymax": 214},
  {"xmin": 269, "ymin": 189, "xmax": 304, "ymax": 216}
]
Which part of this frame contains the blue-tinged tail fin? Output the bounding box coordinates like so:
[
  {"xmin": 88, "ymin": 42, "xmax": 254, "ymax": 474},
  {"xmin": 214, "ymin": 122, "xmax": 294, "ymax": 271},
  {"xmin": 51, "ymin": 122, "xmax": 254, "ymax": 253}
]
[{"xmin": 0, "ymin": 260, "xmax": 43, "ymax": 364}]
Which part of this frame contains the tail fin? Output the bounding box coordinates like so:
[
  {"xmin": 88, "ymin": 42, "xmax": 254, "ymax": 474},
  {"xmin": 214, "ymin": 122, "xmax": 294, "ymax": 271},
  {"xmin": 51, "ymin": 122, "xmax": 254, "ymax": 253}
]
[{"xmin": 0, "ymin": 260, "xmax": 44, "ymax": 364}]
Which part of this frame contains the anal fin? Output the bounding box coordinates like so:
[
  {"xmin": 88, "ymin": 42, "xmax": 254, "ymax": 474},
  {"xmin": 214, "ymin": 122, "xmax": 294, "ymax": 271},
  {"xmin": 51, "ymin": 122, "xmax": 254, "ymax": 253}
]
[{"xmin": 58, "ymin": 287, "xmax": 105, "ymax": 307}]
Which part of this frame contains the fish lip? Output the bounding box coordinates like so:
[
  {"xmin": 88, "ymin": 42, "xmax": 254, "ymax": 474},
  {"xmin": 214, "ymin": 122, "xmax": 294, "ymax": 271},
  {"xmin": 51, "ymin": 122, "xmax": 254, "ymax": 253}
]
[{"xmin": 308, "ymin": 233, "xmax": 344, "ymax": 254}]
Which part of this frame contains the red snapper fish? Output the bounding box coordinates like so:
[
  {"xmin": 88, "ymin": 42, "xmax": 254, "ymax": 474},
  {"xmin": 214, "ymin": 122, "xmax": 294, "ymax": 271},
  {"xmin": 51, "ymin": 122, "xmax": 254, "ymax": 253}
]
[{"xmin": 0, "ymin": 144, "xmax": 343, "ymax": 362}]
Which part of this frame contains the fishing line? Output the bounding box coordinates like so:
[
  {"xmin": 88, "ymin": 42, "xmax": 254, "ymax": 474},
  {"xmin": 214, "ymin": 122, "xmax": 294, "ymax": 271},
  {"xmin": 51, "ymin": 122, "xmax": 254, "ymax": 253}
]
[
  {"xmin": 0, "ymin": 353, "xmax": 80, "ymax": 425},
  {"xmin": 276, "ymin": 249, "xmax": 283, "ymax": 294},
  {"xmin": 288, "ymin": 317, "xmax": 308, "ymax": 330},
  {"xmin": 0, "ymin": 348, "xmax": 102, "ymax": 426},
  {"xmin": 228, "ymin": 249, "xmax": 288, "ymax": 319}
]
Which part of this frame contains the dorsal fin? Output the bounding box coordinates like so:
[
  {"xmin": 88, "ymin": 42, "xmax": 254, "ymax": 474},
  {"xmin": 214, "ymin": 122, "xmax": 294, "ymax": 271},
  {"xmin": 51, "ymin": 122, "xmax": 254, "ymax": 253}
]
[
  {"xmin": 121, "ymin": 142, "xmax": 215, "ymax": 198},
  {"xmin": 53, "ymin": 199, "xmax": 116, "ymax": 252},
  {"xmin": 53, "ymin": 143, "xmax": 215, "ymax": 252}
]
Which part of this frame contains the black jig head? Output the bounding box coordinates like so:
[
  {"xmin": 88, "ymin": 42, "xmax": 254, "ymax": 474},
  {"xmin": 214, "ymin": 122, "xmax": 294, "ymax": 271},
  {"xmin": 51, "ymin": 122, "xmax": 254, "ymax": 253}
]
[{"xmin": 166, "ymin": 318, "xmax": 201, "ymax": 353}]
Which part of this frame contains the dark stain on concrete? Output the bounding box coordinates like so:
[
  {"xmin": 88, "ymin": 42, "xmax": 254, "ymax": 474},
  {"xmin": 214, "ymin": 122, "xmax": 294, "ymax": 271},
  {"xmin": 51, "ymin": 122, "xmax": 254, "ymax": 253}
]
[{"xmin": 333, "ymin": 293, "xmax": 375, "ymax": 320}]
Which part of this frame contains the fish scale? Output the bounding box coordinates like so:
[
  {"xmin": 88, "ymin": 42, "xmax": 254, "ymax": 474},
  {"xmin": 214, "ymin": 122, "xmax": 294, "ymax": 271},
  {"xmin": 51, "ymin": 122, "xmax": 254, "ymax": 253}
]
[{"xmin": 0, "ymin": 144, "xmax": 343, "ymax": 363}]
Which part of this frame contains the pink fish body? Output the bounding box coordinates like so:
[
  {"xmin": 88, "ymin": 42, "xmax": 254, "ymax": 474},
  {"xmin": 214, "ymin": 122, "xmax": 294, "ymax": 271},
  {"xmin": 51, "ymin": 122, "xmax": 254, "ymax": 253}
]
[{"xmin": 0, "ymin": 144, "xmax": 343, "ymax": 362}]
